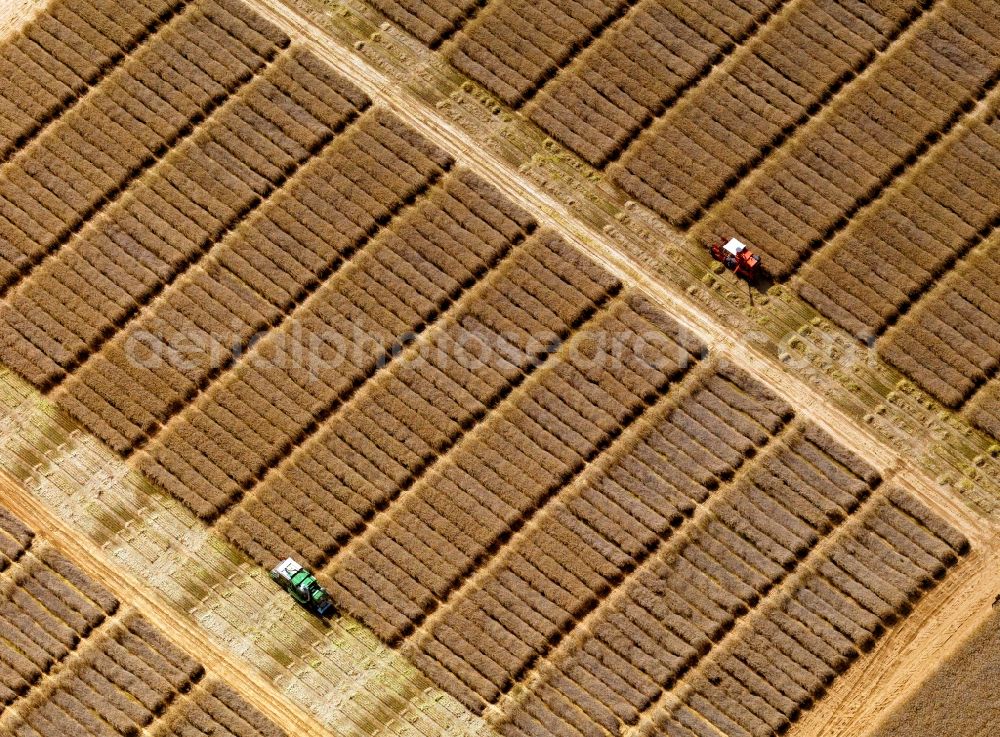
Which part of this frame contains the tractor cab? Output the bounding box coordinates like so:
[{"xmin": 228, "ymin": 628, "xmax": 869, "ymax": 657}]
[
  {"xmin": 270, "ymin": 558, "xmax": 334, "ymax": 617},
  {"xmin": 710, "ymin": 238, "xmax": 762, "ymax": 281}
]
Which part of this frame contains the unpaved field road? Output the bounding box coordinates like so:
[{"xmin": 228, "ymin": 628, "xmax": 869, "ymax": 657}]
[
  {"xmin": 0, "ymin": 0, "xmax": 41, "ymax": 37},
  {"xmin": 0, "ymin": 369, "xmax": 490, "ymax": 737},
  {"xmin": 792, "ymin": 518, "xmax": 1000, "ymax": 737},
  {"xmin": 253, "ymin": 0, "xmax": 1000, "ymax": 519},
  {"xmin": 868, "ymin": 606, "xmax": 1000, "ymax": 737},
  {"xmin": 150, "ymin": 0, "xmax": 1000, "ymax": 732},
  {"xmin": 0, "ymin": 470, "xmax": 333, "ymax": 737},
  {"xmin": 0, "ymin": 0, "xmax": 998, "ymax": 735}
]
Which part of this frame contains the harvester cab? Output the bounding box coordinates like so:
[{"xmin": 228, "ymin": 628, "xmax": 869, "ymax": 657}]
[
  {"xmin": 710, "ymin": 238, "xmax": 762, "ymax": 281},
  {"xmin": 270, "ymin": 558, "xmax": 333, "ymax": 617}
]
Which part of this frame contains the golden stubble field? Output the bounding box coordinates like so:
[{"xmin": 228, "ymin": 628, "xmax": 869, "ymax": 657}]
[{"xmin": 0, "ymin": 0, "xmax": 997, "ymax": 735}]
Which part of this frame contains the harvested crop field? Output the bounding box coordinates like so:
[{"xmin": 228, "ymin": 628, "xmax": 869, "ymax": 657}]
[{"xmin": 0, "ymin": 0, "xmax": 998, "ymax": 735}]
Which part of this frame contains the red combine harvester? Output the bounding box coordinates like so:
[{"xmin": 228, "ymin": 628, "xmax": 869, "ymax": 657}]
[{"xmin": 710, "ymin": 238, "xmax": 762, "ymax": 280}]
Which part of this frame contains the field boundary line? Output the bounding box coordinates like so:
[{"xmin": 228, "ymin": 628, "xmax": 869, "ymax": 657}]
[
  {"xmin": 0, "ymin": 0, "xmax": 207, "ymax": 300},
  {"xmin": 484, "ymin": 401, "xmax": 801, "ymax": 724},
  {"xmin": 875, "ymin": 225, "xmax": 1000, "ymax": 335},
  {"xmin": 885, "ymin": 470, "xmax": 998, "ymax": 549},
  {"xmin": 792, "ymin": 530, "xmax": 1000, "ymax": 737},
  {"xmin": 505, "ymin": 0, "xmax": 644, "ymax": 110},
  {"xmin": 776, "ymin": 27, "xmax": 1000, "ymax": 279},
  {"xmin": 875, "ymin": 226, "xmax": 1000, "ymax": 412},
  {"xmin": 392, "ymin": 324, "xmax": 713, "ymax": 633},
  {"xmin": 35, "ymin": 47, "xmax": 294, "ymax": 385},
  {"xmin": 0, "ymin": 606, "xmax": 204, "ymax": 734},
  {"xmin": 429, "ymin": 0, "xmax": 489, "ymax": 49},
  {"xmin": 3, "ymin": 44, "xmax": 287, "ymax": 302},
  {"xmin": 961, "ymin": 356, "xmax": 1000, "ymax": 417},
  {"xmin": 0, "ymin": 530, "xmax": 33, "ymax": 581},
  {"xmin": 139, "ymin": 678, "xmax": 212, "ymax": 737},
  {"xmin": 0, "ymin": 541, "xmax": 38, "ymax": 590},
  {"xmin": 0, "ymin": 384, "xmax": 493, "ymax": 737},
  {"xmin": 404, "ymin": 358, "xmax": 719, "ymax": 649},
  {"xmin": 0, "ymin": 468, "xmax": 336, "ymax": 737},
  {"xmin": 0, "ymin": 591, "xmax": 123, "ymax": 726},
  {"xmin": 238, "ymin": 0, "xmax": 1000, "ymax": 530},
  {"xmin": 872, "ymin": 190, "xmax": 1000, "ymax": 342},
  {"xmin": 315, "ymin": 293, "xmax": 620, "ymax": 576},
  {"xmin": 253, "ymin": 0, "xmax": 912, "ymax": 490}
]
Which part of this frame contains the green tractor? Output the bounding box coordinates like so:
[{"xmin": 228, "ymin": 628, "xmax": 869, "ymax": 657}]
[{"xmin": 270, "ymin": 558, "xmax": 334, "ymax": 617}]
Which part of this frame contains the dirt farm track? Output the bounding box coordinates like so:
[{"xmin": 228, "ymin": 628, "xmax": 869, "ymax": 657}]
[{"xmin": 0, "ymin": 0, "xmax": 998, "ymax": 734}]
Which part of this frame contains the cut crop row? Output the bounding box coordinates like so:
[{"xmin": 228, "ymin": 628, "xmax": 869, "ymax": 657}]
[
  {"xmin": 224, "ymin": 231, "xmax": 619, "ymax": 563},
  {"xmin": 56, "ymin": 106, "xmax": 452, "ymax": 471},
  {"xmin": 693, "ymin": 0, "xmax": 1000, "ymax": 279},
  {"xmin": 405, "ymin": 365, "xmax": 792, "ymax": 713},
  {"xmin": 152, "ymin": 680, "xmax": 288, "ymax": 737},
  {"xmin": 448, "ymin": 0, "xmax": 635, "ymax": 108},
  {"xmin": 1, "ymin": 47, "xmax": 363, "ymax": 394},
  {"xmin": 800, "ymin": 98, "xmax": 1000, "ymax": 347},
  {"xmin": 366, "ymin": 0, "xmax": 482, "ymax": 47},
  {"xmin": 652, "ymin": 489, "xmax": 968, "ymax": 737},
  {"xmin": 611, "ymin": 0, "xmax": 928, "ymax": 225},
  {"xmin": 496, "ymin": 423, "xmax": 878, "ymax": 737},
  {"xmin": 0, "ymin": 0, "xmax": 289, "ymax": 296},
  {"xmin": 0, "ymin": 506, "xmax": 33, "ymax": 571},
  {"xmin": 0, "ymin": 0, "xmax": 189, "ymax": 164},
  {"xmin": 529, "ymin": 0, "xmax": 785, "ymax": 168},
  {"xmin": 967, "ymin": 379, "xmax": 1000, "ymax": 444},
  {"xmin": 138, "ymin": 165, "xmax": 533, "ymax": 520},
  {"xmin": 7, "ymin": 614, "xmax": 205, "ymax": 737},
  {"xmin": 325, "ymin": 291, "xmax": 706, "ymax": 644}
]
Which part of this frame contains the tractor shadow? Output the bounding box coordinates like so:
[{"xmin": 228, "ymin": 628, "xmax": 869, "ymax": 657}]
[{"xmin": 746, "ymin": 274, "xmax": 776, "ymax": 307}]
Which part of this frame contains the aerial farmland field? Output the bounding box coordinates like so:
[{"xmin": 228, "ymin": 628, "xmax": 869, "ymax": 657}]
[{"xmin": 0, "ymin": 0, "xmax": 997, "ymax": 734}]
